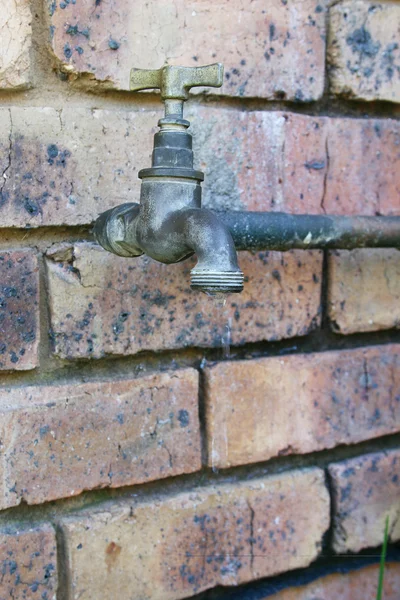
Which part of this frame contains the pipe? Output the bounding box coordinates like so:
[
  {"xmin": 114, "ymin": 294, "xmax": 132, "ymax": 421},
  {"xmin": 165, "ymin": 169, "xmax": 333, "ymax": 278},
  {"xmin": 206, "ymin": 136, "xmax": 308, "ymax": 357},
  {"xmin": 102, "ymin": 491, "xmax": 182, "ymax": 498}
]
[{"xmin": 218, "ymin": 212, "xmax": 400, "ymax": 251}]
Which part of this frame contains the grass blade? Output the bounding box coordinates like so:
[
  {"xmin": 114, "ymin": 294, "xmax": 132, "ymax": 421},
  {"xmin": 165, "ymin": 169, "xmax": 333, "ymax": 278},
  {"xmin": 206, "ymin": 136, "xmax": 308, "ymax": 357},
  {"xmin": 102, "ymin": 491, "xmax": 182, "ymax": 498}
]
[{"xmin": 376, "ymin": 515, "xmax": 390, "ymax": 600}]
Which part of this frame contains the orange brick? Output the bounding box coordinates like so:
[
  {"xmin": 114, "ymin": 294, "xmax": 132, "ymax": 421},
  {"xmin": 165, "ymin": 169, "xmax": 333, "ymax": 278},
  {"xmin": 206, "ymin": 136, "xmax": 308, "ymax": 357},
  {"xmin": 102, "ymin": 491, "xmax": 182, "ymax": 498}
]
[
  {"xmin": 328, "ymin": 449, "xmax": 400, "ymax": 553},
  {"xmin": 328, "ymin": 0, "xmax": 400, "ymax": 103},
  {"xmin": 0, "ymin": 0, "xmax": 32, "ymax": 89},
  {"xmin": 45, "ymin": 243, "xmax": 322, "ymax": 359},
  {"xmin": 59, "ymin": 469, "xmax": 329, "ymax": 600},
  {"xmin": 205, "ymin": 345, "xmax": 400, "ymax": 469},
  {"xmin": 0, "ymin": 369, "xmax": 200, "ymax": 508},
  {"xmin": 328, "ymin": 249, "xmax": 400, "ymax": 335},
  {"xmin": 323, "ymin": 119, "xmax": 400, "ymax": 216},
  {"xmin": 262, "ymin": 563, "xmax": 400, "ymax": 600},
  {"xmin": 0, "ymin": 250, "xmax": 39, "ymax": 371},
  {"xmin": 47, "ymin": 0, "xmax": 326, "ymax": 100},
  {"xmin": 0, "ymin": 524, "xmax": 57, "ymax": 599}
]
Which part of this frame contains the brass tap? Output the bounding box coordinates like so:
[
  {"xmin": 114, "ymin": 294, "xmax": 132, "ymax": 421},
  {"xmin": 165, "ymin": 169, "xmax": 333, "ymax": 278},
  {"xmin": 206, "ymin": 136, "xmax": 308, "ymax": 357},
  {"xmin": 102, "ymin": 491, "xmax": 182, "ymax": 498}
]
[{"xmin": 94, "ymin": 63, "xmax": 244, "ymax": 294}]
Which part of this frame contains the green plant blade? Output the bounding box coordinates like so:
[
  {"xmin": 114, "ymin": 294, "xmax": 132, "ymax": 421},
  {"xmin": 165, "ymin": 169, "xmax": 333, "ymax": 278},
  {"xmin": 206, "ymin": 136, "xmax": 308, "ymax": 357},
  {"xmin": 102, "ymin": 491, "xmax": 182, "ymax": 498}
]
[{"xmin": 376, "ymin": 515, "xmax": 390, "ymax": 600}]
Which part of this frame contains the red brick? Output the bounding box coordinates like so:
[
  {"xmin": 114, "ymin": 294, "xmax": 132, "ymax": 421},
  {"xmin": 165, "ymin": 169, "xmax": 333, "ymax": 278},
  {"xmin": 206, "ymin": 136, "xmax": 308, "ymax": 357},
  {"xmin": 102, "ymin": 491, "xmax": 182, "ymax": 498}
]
[
  {"xmin": 192, "ymin": 110, "xmax": 325, "ymax": 214},
  {"xmin": 0, "ymin": 250, "xmax": 39, "ymax": 371},
  {"xmin": 0, "ymin": 369, "xmax": 200, "ymax": 508},
  {"xmin": 328, "ymin": 0, "xmax": 400, "ymax": 103},
  {"xmin": 1, "ymin": 108, "xmax": 398, "ymax": 228},
  {"xmin": 328, "ymin": 249, "xmax": 400, "ymax": 335},
  {"xmin": 264, "ymin": 563, "xmax": 400, "ymax": 600},
  {"xmin": 45, "ymin": 243, "xmax": 322, "ymax": 359},
  {"xmin": 328, "ymin": 449, "xmax": 400, "ymax": 553},
  {"xmin": 47, "ymin": 0, "xmax": 326, "ymax": 100},
  {"xmin": 193, "ymin": 110, "xmax": 400, "ymax": 216},
  {"xmin": 0, "ymin": 524, "xmax": 57, "ymax": 599},
  {"xmin": 59, "ymin": 469, "xmax": 329, "ymax": 600},
  {"xmin": 0, "ymin": 0, "xmax": 32, "ymax": 89},
  {"xmin": 323, "ymin": 118, "xmax": 400, "ymax": 216},
  {"xmin": 205, "ymin": 345, "xmax": 400, "ymax": 469}
]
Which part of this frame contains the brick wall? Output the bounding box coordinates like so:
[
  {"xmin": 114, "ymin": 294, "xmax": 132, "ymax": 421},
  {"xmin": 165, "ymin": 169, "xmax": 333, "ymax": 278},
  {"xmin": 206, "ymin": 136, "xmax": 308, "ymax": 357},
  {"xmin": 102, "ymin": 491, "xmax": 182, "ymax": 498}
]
[{"xmin": 0, "ymin": 1, "xmax": 399, "ymax": 599}]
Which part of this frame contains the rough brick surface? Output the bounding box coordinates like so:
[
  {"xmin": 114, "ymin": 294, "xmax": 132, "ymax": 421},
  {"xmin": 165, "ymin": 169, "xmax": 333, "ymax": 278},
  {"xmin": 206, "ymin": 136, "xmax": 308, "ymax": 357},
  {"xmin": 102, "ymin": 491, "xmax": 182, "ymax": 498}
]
[
  {"xmin": 0, "ymin": 107, "xmax": 157, "ymax": 228},
  {"xmin": 205, "ymin": 345, "xmax": 400, "ymax": 469},
  {"xmin": 45, "ymin": 243, "xmax": 322, "ymax": 359},
  {"xmin": 0, "ymin": 369, "xmax": 200, "ymax": 508},
  {"xmin": 1, "ymin": 108, "xmax": 398, "ymax": 228},
  {"xmin": 60, "ymin": 470, "xmax": 329, "ymax": 600},
  {"xmin": 328, "ymin": 449, "xmax": 400, "ymax": 553},
  {"xmin": 0, "ymin": 524, "xmax": 57, "ymax": 599},
  {"xmin": 328, "ymin": 0, "xmax": 400, "ymax": 103},
  {"xmin": 328, "ymin": 249, "xmax": 400, "ymax": 334},
  {"xmin": 265, "ymin": 563, "xmax": 400, "ymax": 600},
  {"xmin": 191, "ymin": 110, "xmax": 326, "ymax": 214},
  {"xmin": 47, "ymin": 0, "xmax": 326, "ymax": 100},
  {"xmin": 0, "ymin": 250, "xmax": 39, "ymax": 371},
  {"xmin": 0, "ymin": 0, "xmax": 32, "ymax": 89},
  {"xmin": 322, "ymin": 118, "xmax": 400, "ymax": 216}
]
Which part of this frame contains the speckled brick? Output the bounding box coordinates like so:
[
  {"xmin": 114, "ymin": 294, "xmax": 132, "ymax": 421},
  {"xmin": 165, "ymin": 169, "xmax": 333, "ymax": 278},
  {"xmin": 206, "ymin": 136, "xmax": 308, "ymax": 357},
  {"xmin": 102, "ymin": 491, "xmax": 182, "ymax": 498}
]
[
  {"xmin": 45, "ymin": 243, "xmax": 322, "ymax": 359},
  {"xmin": 328, "ymin": 249, "xmax": 400, "ymax": 334},
  {"xmin": 191, "ymin": 110, "xmax": 325, "ymax": 215},
  {"xmin": 0, "ymin": 250, "xmax": 39, "ymax": 371},
  {"xmin": 1, "ymin": 108, "xmax": 398, "ymax": 228},
  {"xmin": 46, "ymin": 0, "xmax": 326, "ymax": 100},
  {"xmin": 328, "ymin": 0, "xmax": 400, "ymax": 103},
  {"xmin": 0, "ymin": 0, "xmax": 32, "ymax": 89},
  {"xmin": 322, "ymin": 118, "xmax": 400, "ymax": 216},
  {"xmin": 0, "ymin": 107, "xmax": 157, "ymax": 228},
  {"xmin": 193, "ymin": 110, "xmax": 400, "ymax": 216},
  {"xmin": 0, "ymin": 369, "xmax": 200, "ymax": 508},
  {"xmin": 205, "ymin": 345, "xmax": 400, "ymax": 469},
  {"xmin": 262, "ymin": 563, "xmax": 400, "ymax": 600},
  {"xmin": 59, "ymin": 469, "xmax": 329, "ymax": 600},
  {"xmin": 0, "ymin": 524, "xmax": 57, "ymax": 599},
  {"xmin": 329, "ymin": 450, "xmax": 400, "ymax": 553}
]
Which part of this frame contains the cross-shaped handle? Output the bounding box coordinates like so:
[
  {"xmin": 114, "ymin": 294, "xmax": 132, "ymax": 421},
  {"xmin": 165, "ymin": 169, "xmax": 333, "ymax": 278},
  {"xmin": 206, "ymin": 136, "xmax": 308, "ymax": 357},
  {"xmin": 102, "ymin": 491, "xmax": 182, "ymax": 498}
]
[{"xmin": 130, "ymin": 63, "xmax": 223, "ymax": 101}]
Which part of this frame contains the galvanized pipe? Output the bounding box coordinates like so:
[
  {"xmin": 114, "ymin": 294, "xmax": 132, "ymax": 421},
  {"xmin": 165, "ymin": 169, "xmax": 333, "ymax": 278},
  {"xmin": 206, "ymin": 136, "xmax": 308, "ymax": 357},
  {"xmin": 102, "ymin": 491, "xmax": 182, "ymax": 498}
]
[{"xmin": 218, "ymin": 212, "xmax": 400, "ymax": 251}]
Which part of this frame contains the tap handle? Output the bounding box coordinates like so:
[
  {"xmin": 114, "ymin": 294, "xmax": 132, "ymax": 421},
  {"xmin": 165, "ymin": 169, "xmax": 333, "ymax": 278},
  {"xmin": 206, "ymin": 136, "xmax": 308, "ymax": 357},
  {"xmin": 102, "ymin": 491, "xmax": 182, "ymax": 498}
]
[{"xmin": 130, "ymin": 63, "xmax": 223, "ymax": 100}]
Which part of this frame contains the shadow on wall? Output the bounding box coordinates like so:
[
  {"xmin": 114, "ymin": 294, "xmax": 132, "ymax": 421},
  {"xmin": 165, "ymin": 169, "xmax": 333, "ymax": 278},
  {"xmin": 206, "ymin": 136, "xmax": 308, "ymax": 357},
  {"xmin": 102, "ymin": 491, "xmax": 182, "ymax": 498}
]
[{"xmin": 198, "ymin": 549, "xmax": 400, "ymax": 600}]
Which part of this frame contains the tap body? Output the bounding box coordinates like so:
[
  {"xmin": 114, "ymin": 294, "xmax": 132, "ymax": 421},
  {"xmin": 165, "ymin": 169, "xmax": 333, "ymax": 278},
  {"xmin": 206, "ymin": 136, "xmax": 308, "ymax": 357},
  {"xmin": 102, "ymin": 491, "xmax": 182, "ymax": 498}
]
[{"xmin": 94, "ymin": 116, "xmax": 244, "ymax": 293}]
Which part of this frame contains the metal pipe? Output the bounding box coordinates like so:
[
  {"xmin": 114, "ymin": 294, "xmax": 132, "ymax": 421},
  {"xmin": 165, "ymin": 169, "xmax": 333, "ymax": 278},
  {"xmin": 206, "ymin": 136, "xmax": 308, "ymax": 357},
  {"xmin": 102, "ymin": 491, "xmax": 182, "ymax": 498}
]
[{"xmin": 218, "ymin": 212, "xmax": 400, "ymax": 251}]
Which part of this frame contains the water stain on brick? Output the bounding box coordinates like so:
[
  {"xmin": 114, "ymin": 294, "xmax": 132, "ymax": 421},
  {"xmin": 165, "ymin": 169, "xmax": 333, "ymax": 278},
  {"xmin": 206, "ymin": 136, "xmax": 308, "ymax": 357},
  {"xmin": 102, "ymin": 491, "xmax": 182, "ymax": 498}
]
[{"xmin": 105, "ymin": 542, "xmax": 122, "ymax": 572}]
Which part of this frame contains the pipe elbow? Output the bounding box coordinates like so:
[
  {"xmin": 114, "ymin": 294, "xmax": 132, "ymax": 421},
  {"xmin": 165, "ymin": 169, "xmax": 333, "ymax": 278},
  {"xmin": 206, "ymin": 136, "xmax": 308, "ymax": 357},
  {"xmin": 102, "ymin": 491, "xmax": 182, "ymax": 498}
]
[
  {"xmin": 93, "ymin": 203, "xmax": 143, "ymax": 258},
  {"xmin": 181, "ymin": 209, "xmax": 244, "ymax": 294},
  {"xmin": 94, "ymin": 204, "xmax": 243, "ymax": 295}
]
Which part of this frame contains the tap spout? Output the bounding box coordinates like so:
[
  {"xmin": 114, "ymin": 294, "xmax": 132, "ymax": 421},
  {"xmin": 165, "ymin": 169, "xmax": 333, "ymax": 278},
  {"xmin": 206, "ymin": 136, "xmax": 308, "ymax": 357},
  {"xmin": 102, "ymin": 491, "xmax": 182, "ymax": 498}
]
[
  {"xmin": 177, "ymin": 208, "xmax": 244, "ymax": 293},
  {"xmin": 94, "ymin": 202, "xmax": 244, "ymax": 294}
]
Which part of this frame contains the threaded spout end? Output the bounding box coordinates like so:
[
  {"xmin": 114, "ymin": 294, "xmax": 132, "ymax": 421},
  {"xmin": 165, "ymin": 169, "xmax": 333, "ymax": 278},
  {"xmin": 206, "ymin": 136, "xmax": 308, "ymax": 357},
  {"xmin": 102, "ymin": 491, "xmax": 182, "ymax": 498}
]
[{"xmin": 190, "ymin": 269, "xmax": 244, "ymax": 294}]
